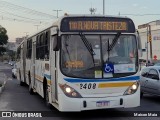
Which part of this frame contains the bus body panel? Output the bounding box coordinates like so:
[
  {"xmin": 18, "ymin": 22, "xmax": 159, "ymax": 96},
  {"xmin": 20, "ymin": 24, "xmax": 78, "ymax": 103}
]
[{"xmin": 17, "ymin": 41, "xmax": 27, "ymax": 83}]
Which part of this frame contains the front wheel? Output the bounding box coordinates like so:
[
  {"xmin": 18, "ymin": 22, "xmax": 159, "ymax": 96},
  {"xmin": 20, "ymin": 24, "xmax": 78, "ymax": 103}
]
[
  {"xmin": 44, "ymin": 85, "xmax": 52, "ymax": 108},
  {"xmin": 140, "ymin": 92, "xmax": 143, "ymax": 98}
]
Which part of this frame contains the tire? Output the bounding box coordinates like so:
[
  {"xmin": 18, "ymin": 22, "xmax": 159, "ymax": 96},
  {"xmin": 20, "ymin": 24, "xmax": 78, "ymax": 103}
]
[
  {"xmin": 28, "ymin": 75, "xmax": 34, "ymax": 95},
  {"xmin": 44, "ymin": 85, "xmax": 52, "ymax": 108},
  {"xmin": 20, "ymin": 81, "xmax": 24, "ymax": 86},
  {"xmin": 19, "ymin": 71, "xmax": 25, "ymax": 86},
  {"xmin": 140, "ymin": 92, "xmax": 143, "ymax": 98},
  {"xmin": 12, "ymin": 74, "xmax": 16, "ymax": 78}
]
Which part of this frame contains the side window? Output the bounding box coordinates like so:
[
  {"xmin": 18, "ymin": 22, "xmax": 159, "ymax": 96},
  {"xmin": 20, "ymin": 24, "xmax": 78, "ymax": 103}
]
[
  {"xmin": 36, "ymin": 31, "xmax": 50, "ymax": 60},
  {"xmin": 148, "ymin": 69, "xmax": 159, "ymax": 80},
  {"xmin": 36, "ymin": 34, "xmax": 45, "ymax": 59},
  {"xmin": 141, "ymin": 68, "xmax": 149, "ymax": 77},
  {"xmin": 44, "ymin": 31, "xmax": 50, "ymax": 59},
  {"xmin": 36, "ymin": 36, "xmax": 39, "ymax": 59},
  {"xmin": 40, "ymin": 33, "xmax": 45, "ymax": 59},
  {"xmin": 27, "ymin": 39, "xmax": 32, "ymax": 59}
]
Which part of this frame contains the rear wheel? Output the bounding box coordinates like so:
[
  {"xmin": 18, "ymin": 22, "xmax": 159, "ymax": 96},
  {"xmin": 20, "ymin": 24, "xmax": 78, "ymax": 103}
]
[
  {"xmin": 19, "ymin": 71, "xmax": 25, "ymax": 86},
  {"xmin": 12, "ymin": 73, "xmax": 16, "ymax": 78},
  {"xmin": 28, "ymin": 74, "xmax": 34, "ymax": 95}
]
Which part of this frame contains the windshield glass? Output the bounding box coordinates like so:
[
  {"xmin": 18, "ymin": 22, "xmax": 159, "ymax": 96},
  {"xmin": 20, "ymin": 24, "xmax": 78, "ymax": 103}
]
[{"xmin": 60, "ymin": 34, "xmax": 138, "ymax": 79}]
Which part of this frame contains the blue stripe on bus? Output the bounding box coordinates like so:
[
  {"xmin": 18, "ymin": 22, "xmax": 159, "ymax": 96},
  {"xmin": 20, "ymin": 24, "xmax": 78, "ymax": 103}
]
[
  {"xmin": 64, "ymin": 76, "xmax": 140, "ymax": 83},
  {"xmin": 44, "ymin": 74, "xmax": 51, "ymax": 80}
]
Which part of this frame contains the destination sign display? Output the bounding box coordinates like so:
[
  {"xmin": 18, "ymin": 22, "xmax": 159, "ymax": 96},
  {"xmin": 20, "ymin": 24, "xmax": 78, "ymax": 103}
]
[
  {"xmin": 60, "ymin": 17, "xmax": 135, "ymax": 33},
  {"xmin": 69, "ymin": 21, "xmax": 127, "ymax": 31}
]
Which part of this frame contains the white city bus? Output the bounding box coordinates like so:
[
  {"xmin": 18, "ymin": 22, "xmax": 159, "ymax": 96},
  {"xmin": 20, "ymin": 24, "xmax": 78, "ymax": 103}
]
[{"xmin": 16, "ymin": 15, "xmax": 142, "ymax": 111}]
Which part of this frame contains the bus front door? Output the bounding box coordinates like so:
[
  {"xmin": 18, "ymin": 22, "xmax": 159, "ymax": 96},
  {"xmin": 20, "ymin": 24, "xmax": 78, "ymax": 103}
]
[{"xmin": 50, "ymin": 34, "xmax": 58, "ymax": 103}]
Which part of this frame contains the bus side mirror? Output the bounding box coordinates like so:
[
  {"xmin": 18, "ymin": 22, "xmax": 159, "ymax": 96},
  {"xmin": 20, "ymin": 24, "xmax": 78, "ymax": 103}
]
[
  {"xmin": 136, "ymin": 30, "xmax": 142, "ymax": 57},
  {"xmin": 53, "ymin": 36, "xmax": 60, "ymax": 51}
]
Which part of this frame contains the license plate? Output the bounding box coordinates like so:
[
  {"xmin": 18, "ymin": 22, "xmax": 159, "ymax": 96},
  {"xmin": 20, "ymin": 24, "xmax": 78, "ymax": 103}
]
[{"xmin": 96, "ymin": 101, "xmax": 110, "ymax": 107}]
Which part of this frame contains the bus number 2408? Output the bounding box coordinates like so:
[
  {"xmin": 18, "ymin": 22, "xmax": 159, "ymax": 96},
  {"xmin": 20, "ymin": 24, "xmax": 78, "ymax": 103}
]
[{"xmin": 80, "ymin": 83, "xmax": 96, "ymax": 89}]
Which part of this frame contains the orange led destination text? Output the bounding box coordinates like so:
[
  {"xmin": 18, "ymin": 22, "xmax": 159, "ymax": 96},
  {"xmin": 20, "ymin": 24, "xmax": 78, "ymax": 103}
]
[
  {"xmin": 65, "ymin": 61, "xmax": 84, "ymax": 68},
  {"xmin": 69, "ymin": 21, "xmax": 127, "ymax": 31}
]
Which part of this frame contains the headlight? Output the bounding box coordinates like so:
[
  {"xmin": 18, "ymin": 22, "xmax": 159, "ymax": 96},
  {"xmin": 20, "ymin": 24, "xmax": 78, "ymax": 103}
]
[
  {"xmin": 65, "ymin": 87, "xmax": 72, "ymax": 93},
  {"xmin": 124, "ymin": 82, "xmax": 139, "ymax": 95},
  {"xmin": 59, "ymin": 84, "xmax": 82, "ymax": 98}
]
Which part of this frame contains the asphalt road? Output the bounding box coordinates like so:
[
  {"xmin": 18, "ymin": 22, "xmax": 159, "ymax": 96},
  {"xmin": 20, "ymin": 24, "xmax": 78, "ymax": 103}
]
[{"xmin": 0, "ymin": 62, "xmax": 160, "ymax": 120}]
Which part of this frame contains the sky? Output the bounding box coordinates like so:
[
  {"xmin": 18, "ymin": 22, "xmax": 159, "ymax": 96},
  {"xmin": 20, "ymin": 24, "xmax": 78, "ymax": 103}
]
[{"xmin": 0, "ymin": 0, "xmax": 160, "ymax": 41}]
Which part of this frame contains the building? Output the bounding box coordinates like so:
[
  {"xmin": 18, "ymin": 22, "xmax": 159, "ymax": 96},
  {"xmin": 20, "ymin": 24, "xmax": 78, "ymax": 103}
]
[
  {"xmin": 7, "ymin": 42, "xmax": 17, "ymax": 51},
  {"xmin": 138, "ymin": 20, "xmax": 160, "ymax": 61},
  {"xmin": 16, "ymin": 37, "xmax": 26, "ymax": 45},
  {"xmin": 7, "ymin": 36, "xmax": 26, "ymax": 52}
]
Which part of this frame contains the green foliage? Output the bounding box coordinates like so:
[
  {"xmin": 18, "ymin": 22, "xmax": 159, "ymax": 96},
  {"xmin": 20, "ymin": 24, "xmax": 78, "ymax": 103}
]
[
  {"xmin": 0, "ymin": 47, "xmax": 6, "ymax": 55},
  {"xmin": 0, "ymin": 25, "xmax": 8, "ymax": 55}
]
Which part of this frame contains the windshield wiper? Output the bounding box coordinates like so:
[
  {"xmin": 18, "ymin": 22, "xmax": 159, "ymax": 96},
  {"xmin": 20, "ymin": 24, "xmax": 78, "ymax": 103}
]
[
  {"xmin": 108, "ymin": 32, "xmax": 121, "ymax": 51},
  {"xmin": 79, "ymin": 33, "xmax": 95, "ymax": 56},
  {"xmin": 79, "ymin": 33, "xmax": 95, "ymax": 64},
  {"xmin": 64, "ymin": 40, "xmax": 71, "ymax": 61}
]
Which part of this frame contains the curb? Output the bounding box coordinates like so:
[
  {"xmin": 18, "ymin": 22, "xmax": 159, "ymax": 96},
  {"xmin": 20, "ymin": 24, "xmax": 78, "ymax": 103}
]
[{"xmin": 0, "ymin": 73, "xmax": 6, "ymax": 94}]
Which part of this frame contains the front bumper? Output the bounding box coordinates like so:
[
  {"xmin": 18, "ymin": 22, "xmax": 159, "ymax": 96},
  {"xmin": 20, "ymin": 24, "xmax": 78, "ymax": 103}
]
[{"xmin": 58, "ymin": 87, "xmax": 140, "ymax": 112}]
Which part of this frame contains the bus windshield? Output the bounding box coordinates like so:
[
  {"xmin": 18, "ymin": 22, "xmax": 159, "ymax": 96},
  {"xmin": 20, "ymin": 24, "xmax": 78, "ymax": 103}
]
[{"xmin": 60, "ymin": 34, "xmax": 138, "ymax": 78}]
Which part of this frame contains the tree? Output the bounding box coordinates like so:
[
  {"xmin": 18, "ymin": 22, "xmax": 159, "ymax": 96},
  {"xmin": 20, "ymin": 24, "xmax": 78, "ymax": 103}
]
[
  {"xmin": 0, "ymin": 47, "xmax": 6, "ymax": 55},
  {"xmin": 0, "ymin": 25, "xmax": 8, "ymax": 55}
]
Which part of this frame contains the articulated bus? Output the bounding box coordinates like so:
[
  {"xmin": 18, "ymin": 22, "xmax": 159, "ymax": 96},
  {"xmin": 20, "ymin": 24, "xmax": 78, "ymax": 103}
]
[{"xmin": 16, "ymin": 15, "xmax": 142, "ymax": 111}]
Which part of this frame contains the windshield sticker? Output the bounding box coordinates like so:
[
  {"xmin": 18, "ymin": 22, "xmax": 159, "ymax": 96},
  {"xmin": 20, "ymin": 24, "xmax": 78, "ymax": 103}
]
[
  {"xmin": 104, "ymin": 63, "xmax": 114, "ymax": 73},
  {"xmin": 103, "ymin": 72, "xmax": 113, "ymax": 78},
  {"xmin": 65, "ymin": 61, "xmax": 84, "ymax": 68},
  {"xmin": 114, "ymin": 64, "xmax": 135, "ymax": 73},
  {"xmin": 95, "ymin": 70, "xmax": 102, "ymax": 78}
]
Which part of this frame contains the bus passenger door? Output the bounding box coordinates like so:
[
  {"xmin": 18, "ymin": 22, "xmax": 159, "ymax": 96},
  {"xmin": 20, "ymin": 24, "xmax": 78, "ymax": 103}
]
[
  {"xmin": 50, "ymin": 31, "xmax": 58, "ymax": 103},
  {"xmin": 31, "ymin": 40, "xmax": 36, "ymax": 89}
]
